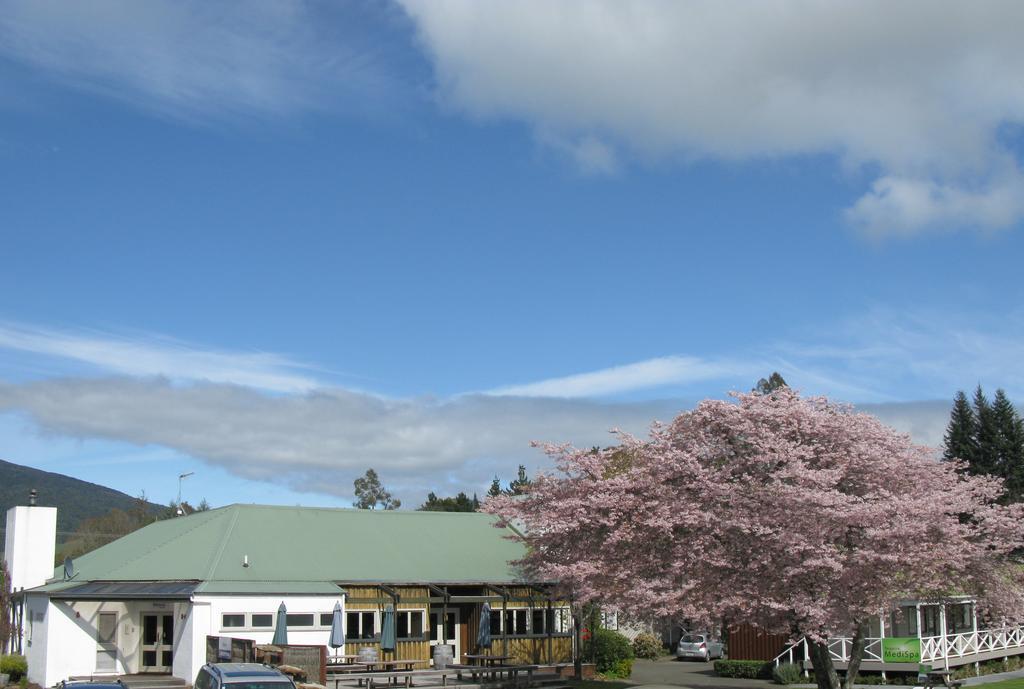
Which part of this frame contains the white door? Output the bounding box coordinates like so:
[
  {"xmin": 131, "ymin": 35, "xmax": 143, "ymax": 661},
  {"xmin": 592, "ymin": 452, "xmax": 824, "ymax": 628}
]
[
  {"xmin": 96, "ymin": 612, "xmax": 118, "ymax": 672},
  {"xmin": 429, "ymin": 610, "xmax": 460, "ymax": 663},
  {"xmin": 140, "ymin": 613, "xmax": 174, "ymax": 672}
]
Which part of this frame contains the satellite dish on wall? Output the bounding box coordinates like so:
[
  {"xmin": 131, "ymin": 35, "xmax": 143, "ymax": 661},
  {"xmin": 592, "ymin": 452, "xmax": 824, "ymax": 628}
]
[{"xmin": 63, "ymin": 556, "xmax": 75, "ymax": 581}]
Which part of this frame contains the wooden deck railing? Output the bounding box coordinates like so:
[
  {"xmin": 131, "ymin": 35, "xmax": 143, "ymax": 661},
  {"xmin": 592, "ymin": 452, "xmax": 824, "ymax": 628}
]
[{"xmin": 773, "ymin": 626, "xmax": 1024, "ymax": 667}]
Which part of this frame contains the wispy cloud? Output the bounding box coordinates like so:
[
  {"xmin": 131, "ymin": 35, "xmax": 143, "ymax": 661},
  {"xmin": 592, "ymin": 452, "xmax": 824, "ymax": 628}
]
[
  {"xmin": 0, "ymin": 0, "xmax": 403, "ymax": 122},
  {"xmin": 0, "ymin": 322, "xmax": 321, "ymax": 393},
  {"xmin": 1, "ymin": 310, "xmax": 1021, "ymax": 502},
  {"xmin": 489, "ymin": 355, "xmax": 760, "ymax": 398},
  {"xmin": 400, "ymin": 0, "xmax": 1024, "ymax": 235}
]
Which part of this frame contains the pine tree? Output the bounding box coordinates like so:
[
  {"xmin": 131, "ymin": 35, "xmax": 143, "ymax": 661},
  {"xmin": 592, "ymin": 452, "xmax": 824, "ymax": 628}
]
[
  {"xmin": 943, "ymin": 390, "xmax": 977, "ymax": 465},
  {"xmin": 973, "ymin": 385, "xmax": 1000, "ymax": 477},
  {"xmin": 487, "ymin": 476, "xmax": 502, "ymax": 498},
  {"xmin": 992, "ymin": 389, "xmax": 1024, "ymax": 502}
]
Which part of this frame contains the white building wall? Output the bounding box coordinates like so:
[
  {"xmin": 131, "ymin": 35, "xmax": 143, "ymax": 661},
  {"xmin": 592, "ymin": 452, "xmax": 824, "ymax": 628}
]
[
  {"xmin": 31, "ymin": 600, "xmax": 99, "ymax": 687},
  {"xmin": 29, "ymin": 592, "xmax": 347, "ymax": 685},
  {"xmin": 186, "ymin": 594, "xmax": 346, "ymax": 682}
]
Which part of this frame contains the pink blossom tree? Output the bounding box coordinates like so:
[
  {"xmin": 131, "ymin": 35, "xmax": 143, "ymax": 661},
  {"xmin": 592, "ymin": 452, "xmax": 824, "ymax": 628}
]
[{"xmin": 485, "ymin": 389, "xmax": 1024, "ymax": 689}]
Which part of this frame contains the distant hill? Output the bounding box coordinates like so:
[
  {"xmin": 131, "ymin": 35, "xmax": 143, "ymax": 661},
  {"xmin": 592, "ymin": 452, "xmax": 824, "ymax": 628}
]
[{"xmin": 0, "ymin": 458, "xmax": 164, "ymax": 538}]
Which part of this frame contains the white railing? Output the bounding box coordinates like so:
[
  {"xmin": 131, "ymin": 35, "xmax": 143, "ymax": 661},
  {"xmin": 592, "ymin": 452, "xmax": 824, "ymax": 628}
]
[{"xmin": 773, "ymin": 626, "xmax": 1024, "ymax": 667}]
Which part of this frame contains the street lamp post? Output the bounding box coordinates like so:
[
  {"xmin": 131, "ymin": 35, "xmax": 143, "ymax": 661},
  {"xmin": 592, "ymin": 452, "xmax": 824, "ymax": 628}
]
[{"xmin": 177, "ymin": 472, "xmax": 195, "ymax": 514}]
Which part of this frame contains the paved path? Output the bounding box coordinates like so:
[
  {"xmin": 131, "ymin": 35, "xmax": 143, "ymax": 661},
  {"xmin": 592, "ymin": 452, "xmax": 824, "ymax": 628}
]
[{"xmin": 629, "ymin": 658, "xmax": 775, "ymax": 689}]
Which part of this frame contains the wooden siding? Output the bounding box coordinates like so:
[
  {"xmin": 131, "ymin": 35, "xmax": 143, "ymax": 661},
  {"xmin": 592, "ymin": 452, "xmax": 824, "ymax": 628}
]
[
  {"xmin": 726, "ymin": 623, "xmax": 789, "ymax": 661},
  {"xmin": 340, "ymin": 585, "xmax": 572, "ymax": 664}
]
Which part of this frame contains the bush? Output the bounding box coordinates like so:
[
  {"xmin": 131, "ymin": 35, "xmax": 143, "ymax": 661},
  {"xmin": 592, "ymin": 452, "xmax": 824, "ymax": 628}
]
[
  {"xmin": 584, "ymin": 628, "xmax": 634, "ymax": 676},
  {"xmin": 604, "ymin": 659, "xmax": 634, "ymax": 679},
  {"xmin": 632, "ymin": 632, "xmax": 664, "ymax": 659},
  {"xmin": 0, "ymin": 655, "xmax": 27, "ymax": 681},
  {"xmin": 714, "ymin": 659, "xmax": 772, "ymax": 679},
  {"xmin": 773, "ymin": 663, "xmax": 802, "ymax": 685}
]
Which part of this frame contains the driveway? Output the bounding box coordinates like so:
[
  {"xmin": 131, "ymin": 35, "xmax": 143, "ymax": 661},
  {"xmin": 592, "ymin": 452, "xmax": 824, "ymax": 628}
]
[{"xmin": 628, "ymin": 658, "xmax": 775, "ymax": 689}]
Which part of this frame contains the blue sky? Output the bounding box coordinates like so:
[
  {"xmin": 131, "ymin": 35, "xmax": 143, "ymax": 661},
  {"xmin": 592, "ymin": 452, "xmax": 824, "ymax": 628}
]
[{"xmin": 2, "ymin": 1, "xmax": 1024, "ymax": 509}]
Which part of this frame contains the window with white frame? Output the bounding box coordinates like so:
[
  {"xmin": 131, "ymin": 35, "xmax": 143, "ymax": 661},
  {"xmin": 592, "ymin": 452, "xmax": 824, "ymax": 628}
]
[
  {"xmin": 222, "ymin": 614, "xmax": 245, "ymax": 628},
  {"xmin": 599, "ymin": 611, "xmax": 618, "ymax": 631},
  {"xmin": 488, "ymin": 607, "xmax": 572, "ymax": 637},
  {"xmin": 347, "ymin": 611, "xmax": 377, "ymax": 640},
  {"xmin": 221, "ymin": 611, "xmax": 335, "ymax": 631}
]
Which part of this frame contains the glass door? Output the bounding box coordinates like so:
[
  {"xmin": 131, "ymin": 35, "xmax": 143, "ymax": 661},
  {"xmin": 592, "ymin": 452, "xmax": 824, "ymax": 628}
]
[
  {"xmin": 428, "ymin": 610, "xmax": 460, "ymax": 663},
  {"xmin": 140, "ymin": 613, "xmax": 174, "ymax": 672}
]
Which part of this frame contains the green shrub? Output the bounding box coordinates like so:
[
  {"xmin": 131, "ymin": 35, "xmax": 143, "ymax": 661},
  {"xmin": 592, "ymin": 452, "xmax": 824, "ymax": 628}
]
[
  {"xmin": 632, "ymin": 632, "xmax": 664, "ymax": 659},
  {"xmin": 713, "ymin": 659, "xmax": 772, "ymax": 679},
  {"xmin": 0, "ymin": 655, "xmax": 27, "ymax": 681},
  {"xmin": 772, "ymin": 663, "xmax": 802, "ymax": 685},
  {"xmin": 603, "ymin": 659, "xmax": 634, "ymax": 679},
  {"xmin": 584, "ymin": 628, "xmax": 634, "ymax": 675}
]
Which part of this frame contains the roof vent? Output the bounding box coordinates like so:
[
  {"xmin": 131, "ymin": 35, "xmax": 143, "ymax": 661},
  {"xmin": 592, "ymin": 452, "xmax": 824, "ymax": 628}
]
[{"xmin": 29, "ymin": 488, "xmax": 38, "ymax": 506}]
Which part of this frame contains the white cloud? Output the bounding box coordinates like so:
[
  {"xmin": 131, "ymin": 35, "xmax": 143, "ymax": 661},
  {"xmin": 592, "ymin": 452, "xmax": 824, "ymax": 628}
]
[
  {"xmin": 846, "ymin": 171, "xmax": 1024, "ymax": 237},
  {"xmin": 1, "ymin": 312, "xmax": 1021, "ymax": 502},
  {"xmin": 0, "ymin": 322, "xmax": 321, "ymax": 393},
  {"xmin": 0, "ymin": 0, "xmax": 398, "ymax": 120},
  {"xmin": 0, "ymin": 377, "xmax": 681, "ymax": 499},
  {"xmin": 399, "ymin": 0, "xmax": 1024, "ymax": 235},
  {"xmin": 490, "ymin": 355, "xmax": 758, "ymax": 398}
]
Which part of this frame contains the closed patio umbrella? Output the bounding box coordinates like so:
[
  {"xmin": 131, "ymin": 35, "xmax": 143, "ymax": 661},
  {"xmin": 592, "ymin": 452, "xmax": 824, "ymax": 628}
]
[
  {"xmin": 329, "ymin": 602, "xmax": 345, "ymax": 652},
  {"xmin": 381, "ymin": 604, "xmax": 396, "ymax": 653},
  {"xmin": 477, "ymin": 602, "xmax": 492, "ymax": 650},
  {"xmin": 272, "ymin": 601, "xmax": 288, "ymax": 645}
]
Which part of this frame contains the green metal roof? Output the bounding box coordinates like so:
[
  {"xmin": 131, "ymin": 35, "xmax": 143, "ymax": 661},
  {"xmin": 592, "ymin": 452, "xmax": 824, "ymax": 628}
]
[{"xmin": 37, "ymin": 504, "xmax": 528, "ymax": 595}]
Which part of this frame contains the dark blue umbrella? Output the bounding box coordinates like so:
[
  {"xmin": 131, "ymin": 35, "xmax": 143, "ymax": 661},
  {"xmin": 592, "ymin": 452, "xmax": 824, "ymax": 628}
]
[
  {"xmin": 272, "ymin": 601, "xmax": 288, "ymax": 645},
  {"xmin": 329, "ymin": 601, "xmax": 345, "ymax": 651},
  {"xmin": 477, "ymin": 602, "xmax": 492, "ymax": 649},
  {"xmin": 381, "ymin": 604, "xmax": 396, "ymax": 652}
]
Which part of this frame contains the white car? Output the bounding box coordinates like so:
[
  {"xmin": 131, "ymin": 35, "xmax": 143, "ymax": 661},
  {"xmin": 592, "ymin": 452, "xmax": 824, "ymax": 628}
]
[{"xmin": 676, "ymin": 633, "xmax": 725, "ymax": 661}]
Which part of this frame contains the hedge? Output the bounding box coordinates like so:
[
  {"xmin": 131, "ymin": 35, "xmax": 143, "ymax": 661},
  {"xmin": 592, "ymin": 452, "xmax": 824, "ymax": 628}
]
[{"xmin": 713, "ymin": 659, "xmax": 772, "ymax": 679}]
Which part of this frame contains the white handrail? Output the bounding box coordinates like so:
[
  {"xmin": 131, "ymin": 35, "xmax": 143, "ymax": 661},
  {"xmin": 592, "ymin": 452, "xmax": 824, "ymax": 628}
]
[{"xmin": 773, "ymin": 626, "xmax": 1024, "ymax": 667}]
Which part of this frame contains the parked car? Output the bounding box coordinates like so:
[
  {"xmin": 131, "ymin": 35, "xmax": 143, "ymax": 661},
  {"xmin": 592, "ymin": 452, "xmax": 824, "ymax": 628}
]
[
  {"xmin": 676, "ymin": 633, "xmax": 725, "ymax": 661},
  {"xmin": 195, "ymin": 663, "xmax": 297, "ymax": 689}
]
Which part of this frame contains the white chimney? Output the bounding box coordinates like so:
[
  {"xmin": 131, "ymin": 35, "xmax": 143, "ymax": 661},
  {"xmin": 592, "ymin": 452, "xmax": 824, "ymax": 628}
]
[{"xmin": 4, "ymin": 489, "xmax": 58, "ymax": 591}]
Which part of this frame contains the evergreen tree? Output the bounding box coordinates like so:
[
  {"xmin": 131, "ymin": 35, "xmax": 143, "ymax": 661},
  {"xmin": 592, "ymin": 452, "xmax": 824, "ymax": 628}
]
[
  {"xmin": 507, "ymin": 465, "xmax": 532, "ymax": 496},
  {"xmin": 992, "ymin": 389, "xmax": 1024, "ymax": 502},
  {"xmin": 754, "ymin": 372, "xmax": 788, "ymax": 395},
  {"xmin": 973, "ymin": 386, "xmax": 1000, "ymax": 477},
  {"xmin": 419, "ymin": 491, "xmax": 480, "ymax": 512},
  {"xmin": 487, "ymin": 476, "xmax": 503, "ymax": 498},
  {"xmin": 943, "ymin": 390, "xmax": 977, "ymax": 464}
]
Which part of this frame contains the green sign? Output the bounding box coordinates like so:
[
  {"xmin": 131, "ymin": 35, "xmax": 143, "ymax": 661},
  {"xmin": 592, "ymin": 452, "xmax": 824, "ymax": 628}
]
[{"xmin": 881, "ymin": 637, "xmax": 921, "ymax": 664}]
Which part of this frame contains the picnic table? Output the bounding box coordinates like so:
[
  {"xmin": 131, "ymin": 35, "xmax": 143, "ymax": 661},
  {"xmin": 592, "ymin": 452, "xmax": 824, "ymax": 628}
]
[
  {"xmin": 921, "ymin": 670, "xmax": 963, "ymax": 689},
  {"xmin": 464, "ymin": 654, "xmax": 513, "ymax": 666},
  {"xmin": 448, "ymin": 662, "xmax": 539, "ymax": 687},
  {"xmin": 328, "ymin": 654, "xmax": 364, "ymax": 666},
  {"xmin": 329, "ymin": 668, "xmax": 457, "ymax": 689}
]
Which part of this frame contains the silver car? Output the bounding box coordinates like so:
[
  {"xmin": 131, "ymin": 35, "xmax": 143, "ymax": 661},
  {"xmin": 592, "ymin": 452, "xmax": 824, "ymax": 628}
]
[{"xmin": 676, "ymin": 633, "xmax": 725, "ymax": 661}]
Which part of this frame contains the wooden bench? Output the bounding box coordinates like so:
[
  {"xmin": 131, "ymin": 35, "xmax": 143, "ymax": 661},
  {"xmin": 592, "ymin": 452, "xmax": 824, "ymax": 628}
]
[
  {"xmin": 329, "ymin": 669, "xmax": 457, "ymax": 689},
  {"xmin": 446, "ymin": 663, "xmax": 540, "ymax": 688}
]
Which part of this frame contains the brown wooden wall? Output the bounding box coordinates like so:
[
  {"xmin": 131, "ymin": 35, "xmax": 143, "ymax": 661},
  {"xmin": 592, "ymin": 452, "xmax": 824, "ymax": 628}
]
[
  {"xmin": 345, "ymin": 586, "xmax": 432, "ymax": 662},
  {"xmin": 726, "ymin": 623, "xmax": 789, "ymax": 661},
  {"xmin": 341, "ymin": 585, "xmax": 573, "ymax": 665}
]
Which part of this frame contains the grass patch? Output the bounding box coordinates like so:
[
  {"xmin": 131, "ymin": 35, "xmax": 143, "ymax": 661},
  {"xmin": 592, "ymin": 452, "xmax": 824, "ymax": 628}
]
[{"xmin": 965, "ymin": 681, "xmax": 1024, "ymax": 689}]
